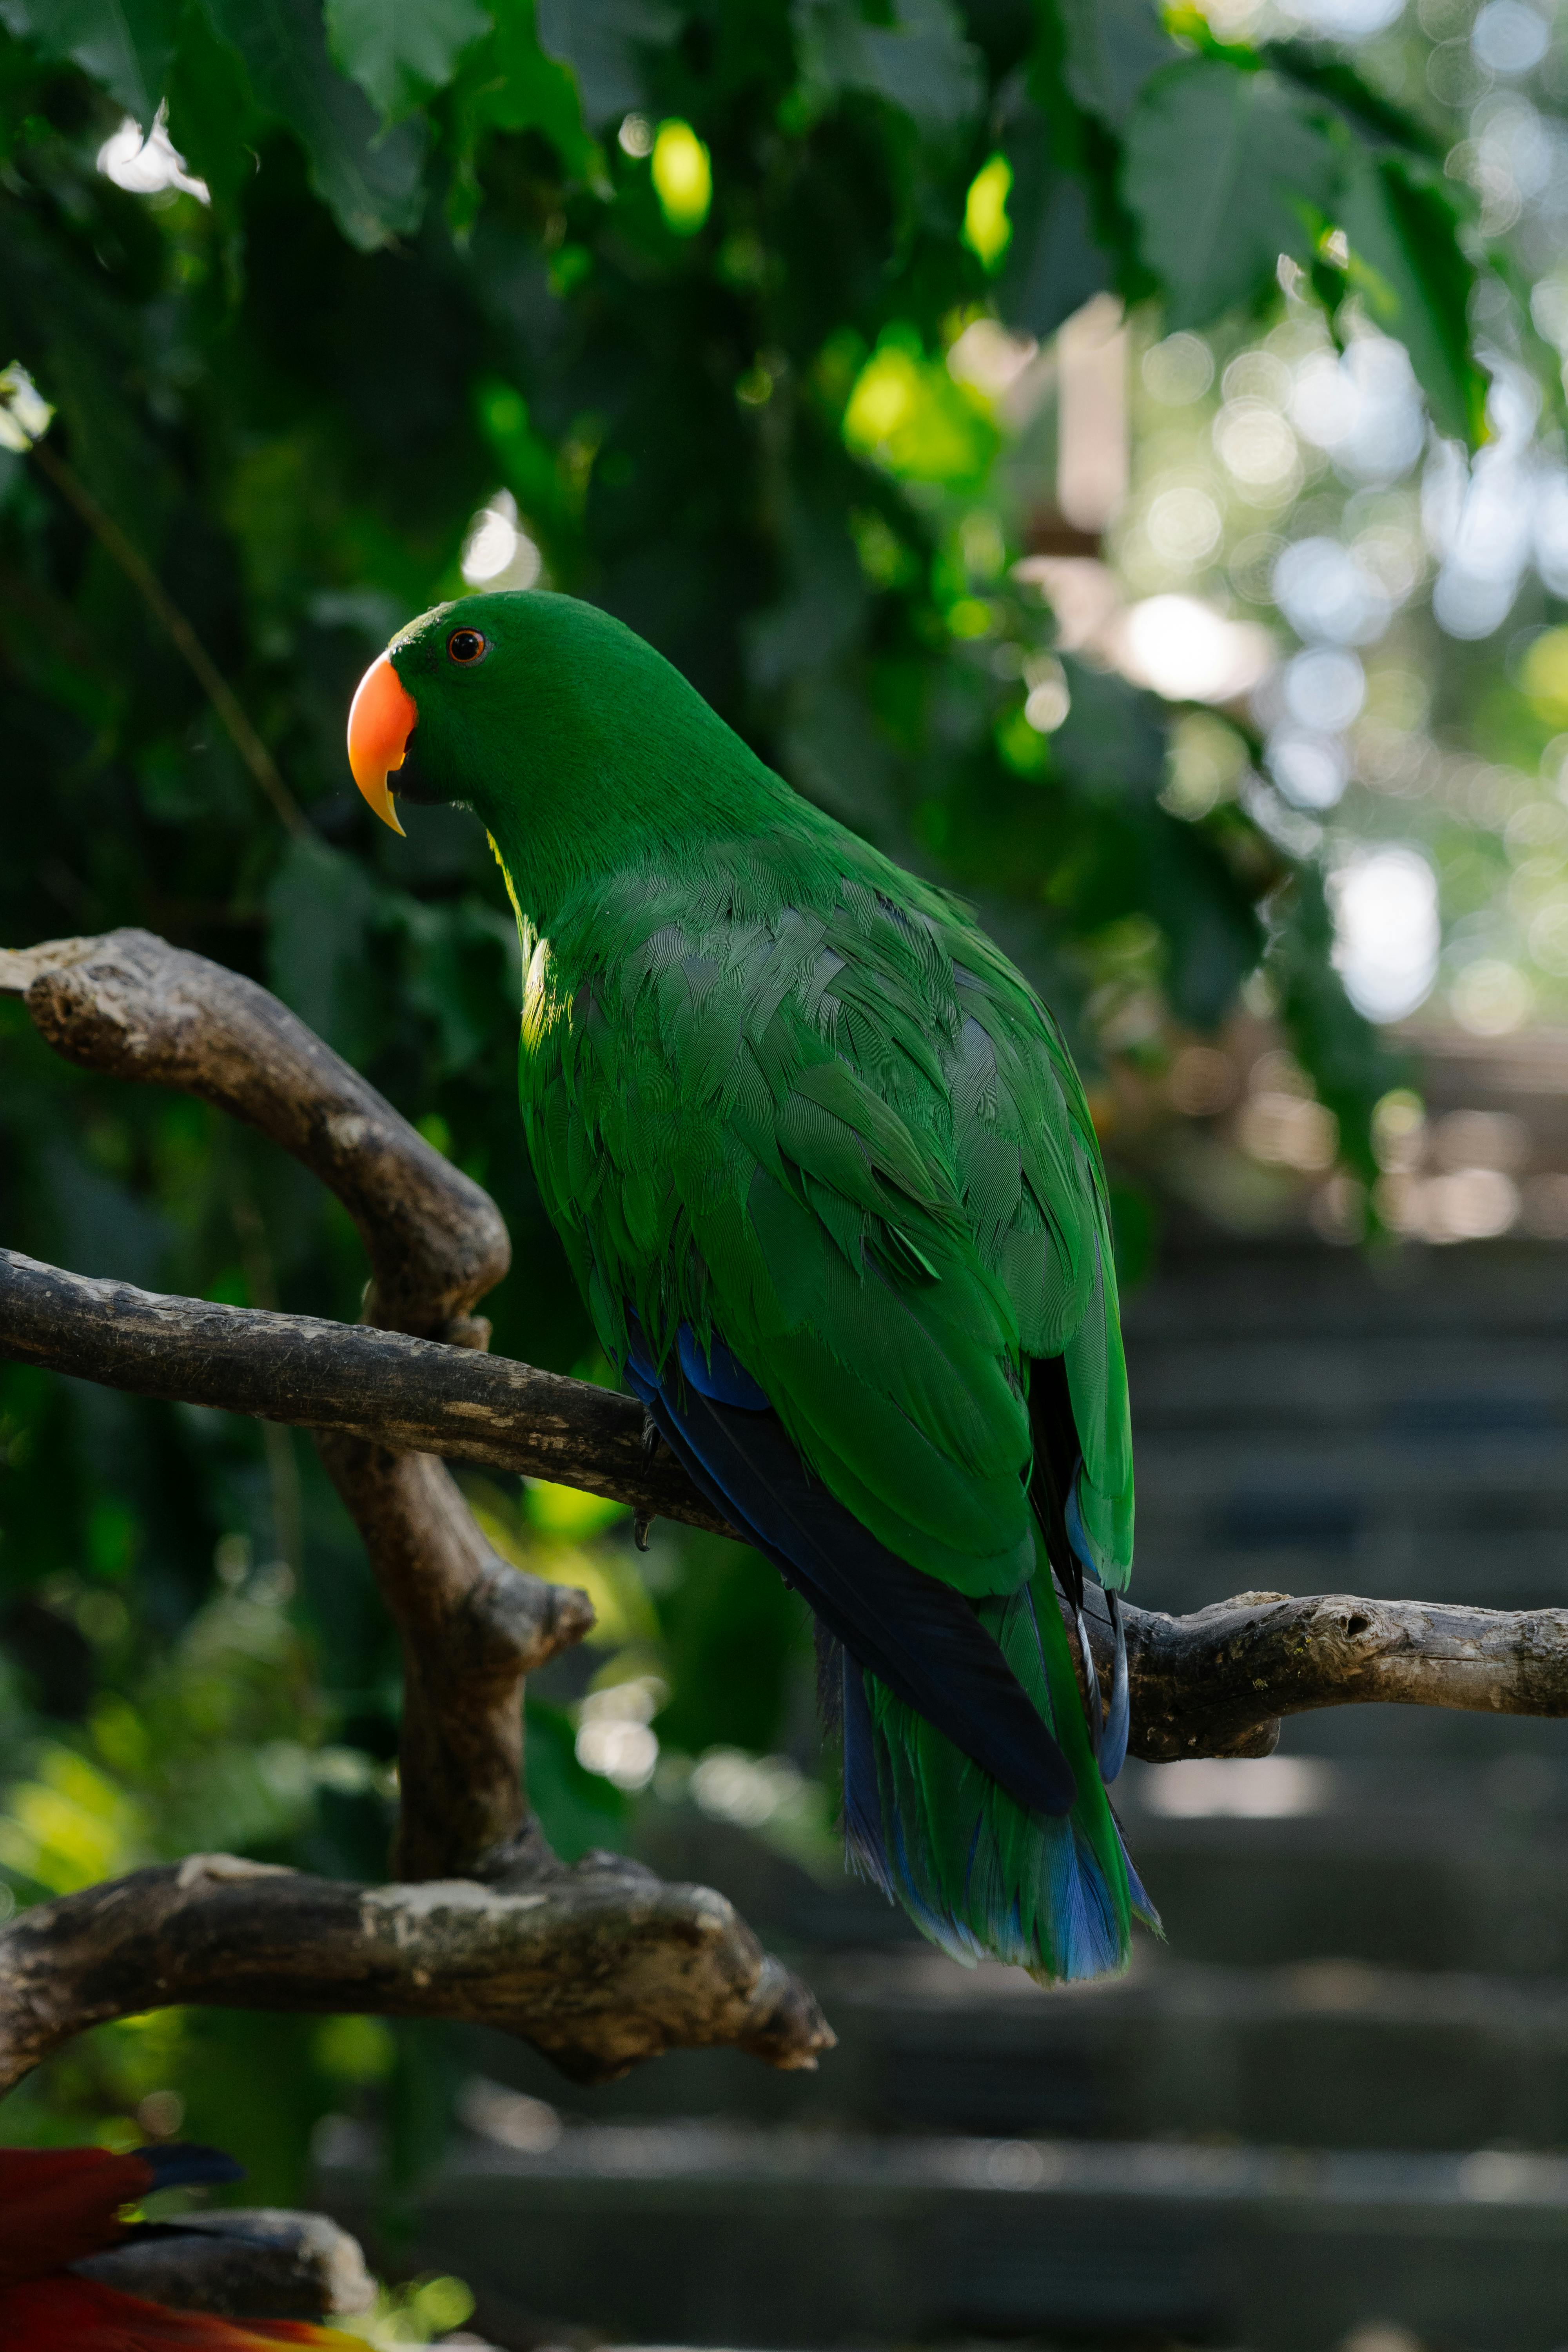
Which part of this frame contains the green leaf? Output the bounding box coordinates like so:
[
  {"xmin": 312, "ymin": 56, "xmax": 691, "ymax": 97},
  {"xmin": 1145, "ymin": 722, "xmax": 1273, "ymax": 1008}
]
[
  {"xmin": 1265, "ymin": 38, "xmax": 1444, "ymax": 160},
  {"xmin": 461, "ymin": 0, "xmax": 586, "ymax": 145},
  {"xmin": 1136, "ymin": 809, "xmax": 1263, "ymax": 1027},
  {"xmin": 792, "ymin": 0, "xmax": 983, "ymax": 133},
  {"xmin": 165, "ymin": 2, "xmax": 261, "ymax": 213},
  {"xmin": 1337, "ymin": 151, "xmax": 1484, "ymax": 446},
  {"xmin": 1123, "ymin": 58, "xmax": 1341, "ymax": 328},
  {"xmin": 1056, "ymin": 0, "xmax": 1178, "ymax": 129},
  {"xmin": 1052, "ymin": 660, "xmax": 1167, "ymax": 802},
  {"xmin": 995, "ymin": 90, "xmax": 1109, "ymax": 341},
  {"xmin": 442, "ymin": 0, "xmax": 595, "ymax": 224},
  {"xmin": 0, "ymin": 0, "xmax": 176, "ymax": 126},
  {"xmin": 201, "ymin": 0, "xmax": 427, "ymax": 248},
  {"xmin": 324, "ymin": 0, "xmax": 491, "ymax": 120},
  {"xmin": 265, "ymin": 834, "xmax": 379, "ymax": 1065},
  {"xmin": 534, "ymin": 0, "xmax": 677, "ymax": 127}
]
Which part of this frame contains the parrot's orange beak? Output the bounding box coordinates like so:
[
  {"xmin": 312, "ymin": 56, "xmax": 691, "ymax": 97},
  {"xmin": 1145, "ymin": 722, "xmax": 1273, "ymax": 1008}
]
[{"xmin": 348, "ymin": 652, "xmax": 418, "ymax": 836}]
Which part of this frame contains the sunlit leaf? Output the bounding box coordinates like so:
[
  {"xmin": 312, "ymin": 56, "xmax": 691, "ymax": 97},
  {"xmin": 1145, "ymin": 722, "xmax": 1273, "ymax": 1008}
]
[
  {"xmin": 651, "ymin": 117, "xmax": 710, "ymax": 234},
  {"xmin": 963, "ymin": 153, "xmax": 1011, "ymax": 269},
  {"xmin": 324, "ymin": 0, "xmax": 491, "ymax": 120},
  {"xmin": 1123, "ymin": 58, "xmax": 1341, "ymax": 327},
  {"xmin": 842, "ymin": 331, "xmax": 998, "ymax": 489},
  {"xmin": 0, "ymin": 1746, "xmax": 150, "ymax": 1892}
]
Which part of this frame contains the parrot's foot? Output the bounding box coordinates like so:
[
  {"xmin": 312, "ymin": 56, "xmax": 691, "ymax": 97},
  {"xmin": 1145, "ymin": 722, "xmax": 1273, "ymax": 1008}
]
[{"xmin": 641, "ymin": 1408, "xmax": 663, "ymax": 1463}]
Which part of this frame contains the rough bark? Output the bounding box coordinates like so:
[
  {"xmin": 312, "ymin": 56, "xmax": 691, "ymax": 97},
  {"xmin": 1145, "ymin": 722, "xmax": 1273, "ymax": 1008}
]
[
  {"xmin": 0, "ymin": 1251, "xmax": 723, "ymax": 1532},
  {"xmin": 1, "ymin": 929, "xmax": 505, "ymax": 1344},
  {"xmin": 0, "ymin": 928, "xmax": 562, "ymax": 1885},
  {"xmin": 0, "ymin": 1854, "xmax": 831, "ymax": 2094},
  {"xmin": 314, "ymin": 1441, "xmax": 596, "ymax": 1883},
  {"xmin": 1122, "ymin": 1590, "xmax": 1568, "ymax": 1762}
]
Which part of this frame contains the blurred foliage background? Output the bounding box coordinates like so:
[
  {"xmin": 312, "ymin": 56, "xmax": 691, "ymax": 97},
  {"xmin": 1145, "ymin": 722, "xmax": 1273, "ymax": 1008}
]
[{"xmin": 0, "ymin": 0, "xmax": 1566, "ymax": 2263}]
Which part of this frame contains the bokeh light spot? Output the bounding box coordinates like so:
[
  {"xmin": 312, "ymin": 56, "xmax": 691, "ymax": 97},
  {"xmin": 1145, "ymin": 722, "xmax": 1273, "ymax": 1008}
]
[
  {"xmin": 652, "ymin": 120, "xmax": 711, "ymax": 234},
  {"xmin": 963, "ymin": 154, "xmax": 1012, "ymax": 269}
]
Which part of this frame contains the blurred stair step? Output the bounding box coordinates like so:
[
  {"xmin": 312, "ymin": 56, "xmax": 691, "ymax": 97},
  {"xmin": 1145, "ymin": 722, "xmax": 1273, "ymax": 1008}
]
[
  {"xmin": 1122, "ymin": 1766, "xmax": 1568, "ymax": 1974},
  {"xmin": 1121, "ymin": 1236, "xmax": 1568, "ymax": 1345},
  {"xmin": 316, "ymin": 2119, "xmax": 1568, "ymax": 2352},
  {"xmin": 462, "ymin": 1946, "xmax": 1568, "ymax": 2153},
  {"xmin": 1127, "ymin": 1332, "xmax": 1568, "ymax": 1428},
  {"xmin": 1118, "ymin": 1232, "xmax": 1568, "ymax": 1622}
]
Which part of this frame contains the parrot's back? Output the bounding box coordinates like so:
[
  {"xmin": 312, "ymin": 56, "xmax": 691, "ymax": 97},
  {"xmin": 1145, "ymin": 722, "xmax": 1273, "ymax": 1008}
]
[{"xmin": 519, "ymin": 818, "xmax": 1151, "ymax": 1979}]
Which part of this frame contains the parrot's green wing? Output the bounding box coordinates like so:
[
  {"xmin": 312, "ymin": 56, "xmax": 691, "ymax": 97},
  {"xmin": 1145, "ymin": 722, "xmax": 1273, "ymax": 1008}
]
[
  {"xmin": 516, "ymin": 828, "xmax": 1145, "ymax": 1977},
  {"xmin": 521, "ymin": 834, "xmax": 1132, "ymax": 1586}
]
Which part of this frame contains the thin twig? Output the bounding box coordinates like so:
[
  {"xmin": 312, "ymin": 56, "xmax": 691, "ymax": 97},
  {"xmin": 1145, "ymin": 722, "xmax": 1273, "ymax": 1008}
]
[{"xmin": 25, "ymin": 437, "xmax": 308, "ymax": 838}]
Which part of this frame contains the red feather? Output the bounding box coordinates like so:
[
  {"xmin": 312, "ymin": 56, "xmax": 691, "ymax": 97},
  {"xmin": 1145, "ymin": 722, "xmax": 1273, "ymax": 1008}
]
[
  {"xmin": 0, "ymin": 2147, "xmax": 159, "ymax": 2285},
  {"xmin": 1, "ymin": 2277, "xmax": 362, "ymax": 2346},
  {"xmin": 0, "ymin": 2148, "xmax": 362, "ymax": 2348}
]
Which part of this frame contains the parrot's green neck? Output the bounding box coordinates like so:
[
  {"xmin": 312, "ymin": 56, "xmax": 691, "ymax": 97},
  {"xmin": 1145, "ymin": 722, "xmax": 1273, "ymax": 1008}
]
[{"xmin": 479, "ymin": 753, "xmax": 808, "ymax": 937}]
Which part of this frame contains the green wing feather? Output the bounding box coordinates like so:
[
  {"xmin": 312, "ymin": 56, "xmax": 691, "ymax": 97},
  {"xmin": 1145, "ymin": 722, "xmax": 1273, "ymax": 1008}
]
[{"xmin": 514, "ymin": 824, "xmax": 1142, "ymax": 1974}]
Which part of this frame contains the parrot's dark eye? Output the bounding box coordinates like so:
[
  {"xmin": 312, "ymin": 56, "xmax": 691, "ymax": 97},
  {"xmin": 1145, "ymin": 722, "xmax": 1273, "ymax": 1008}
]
[{"xmin": 446, "ymin": 627, "xmax": 488, "ymax": 666}]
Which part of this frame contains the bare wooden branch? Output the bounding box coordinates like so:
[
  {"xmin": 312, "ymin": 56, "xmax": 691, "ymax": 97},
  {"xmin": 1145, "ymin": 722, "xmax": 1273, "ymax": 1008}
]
[
  {"xmin": 315, "ymin": 1440, "xmax": 593, "ymax": 1882},
  {"xmin": 0, "ymin": 929, "xmax": 505, "ymax": 1343},
  {"xmin": 1122, "ymin": 1590, "xmax": 1568, "ymax": 1762},
  {"xmin": 0, "ymin": 1251, "xmax": 725, "ymax": 1533},
  {"xmin": 0, "ymin": 929, "xmax": 584, "ymax": 1884},
  {"xmin": 0, "ymin": 1855, "xmax": 833, "ymax": 2095},
  {"xmin": 0, "ymin": 925, "xmax": 839, "ymax": 2099},
  {"xmin": 7, "ymin": 1248, "xmax": 1568, "ymax": 1762},
  {"xmin": 74, "ymin": 2210, "xmax": 376, "ymax": 2321}
]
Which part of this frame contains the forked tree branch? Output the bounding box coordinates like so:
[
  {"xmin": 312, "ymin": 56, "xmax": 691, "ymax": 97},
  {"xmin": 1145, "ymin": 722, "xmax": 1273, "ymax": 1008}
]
[
  {"xmin": 0, "ymin": 931, "xmax": 828, "ymax": 2082},
  {"xmin": 3, "ymin": 928, "xmax": 1568, "ymax": 2098}
]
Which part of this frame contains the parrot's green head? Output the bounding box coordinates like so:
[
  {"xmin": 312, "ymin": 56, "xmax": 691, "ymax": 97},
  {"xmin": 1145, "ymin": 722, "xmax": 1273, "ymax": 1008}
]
[{"xmin": 347, "ymin": 590, "xmax": 787, "ymax": 923}]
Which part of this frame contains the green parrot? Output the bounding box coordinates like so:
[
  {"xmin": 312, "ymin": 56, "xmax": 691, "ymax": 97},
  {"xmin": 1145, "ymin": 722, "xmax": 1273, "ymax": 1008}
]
[{"xmin": 348, "ymin": 590, "xmax": 1153, "ymax": 1980}]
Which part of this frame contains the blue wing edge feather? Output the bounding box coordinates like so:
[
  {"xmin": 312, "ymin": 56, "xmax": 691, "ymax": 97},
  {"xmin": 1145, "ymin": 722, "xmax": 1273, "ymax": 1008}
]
[{"xmin": 626, "ymin": 1318, "xmax": 1156, "ymax": 1979}]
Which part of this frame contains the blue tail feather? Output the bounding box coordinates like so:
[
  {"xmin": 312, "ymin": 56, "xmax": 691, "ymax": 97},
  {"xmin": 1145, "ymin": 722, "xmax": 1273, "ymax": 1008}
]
[
  {"xmin": 139, "ymin": 2143, "xmax": 244, "ymax": 2194},
  {"xmin": 625, "ymin": 1316, "xmax": 1147, "ymax": 1981}
]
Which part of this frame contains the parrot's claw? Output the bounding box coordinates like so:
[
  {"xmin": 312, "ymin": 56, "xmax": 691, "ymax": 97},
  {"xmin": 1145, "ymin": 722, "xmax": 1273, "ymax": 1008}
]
[
  {"xmin": 633, "ymin": 1512, "xmax": 653, "ymax": 1552},
  {"xmin": 641, "ymin": 1410, "xmax": 663, "ymax": 1463}
]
